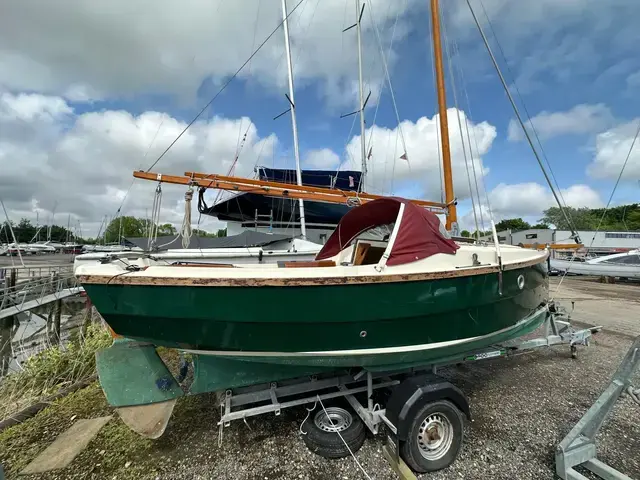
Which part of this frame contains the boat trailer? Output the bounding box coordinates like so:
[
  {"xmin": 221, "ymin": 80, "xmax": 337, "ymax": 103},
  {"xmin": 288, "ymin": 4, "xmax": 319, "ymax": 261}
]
[
  {"xmin": 555, "ymin": 335, "xmax": 640, "ymax": 480},
  {"xmin": 216, "ymin": 302, "xmax": 601, "ymax": 476}
]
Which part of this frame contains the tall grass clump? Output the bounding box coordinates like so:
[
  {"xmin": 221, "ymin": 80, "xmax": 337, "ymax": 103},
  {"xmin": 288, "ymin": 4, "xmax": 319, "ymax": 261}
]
[{"xmin": 0, "ymin": 322, "xmax": 112, "ymax": 421}]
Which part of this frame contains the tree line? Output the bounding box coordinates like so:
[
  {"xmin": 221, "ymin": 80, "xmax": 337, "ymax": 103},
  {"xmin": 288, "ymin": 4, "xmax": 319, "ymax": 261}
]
[
  {"xmin": 460, "ymin": 203, "xmax": 640, "ymax": 237},
  {"xmin": 1, "ymin": 219, "xmax": 76, "ymax": 244},
  {"xmin": 1, "ymin": 217, "xmax": 225, "ymax": 245},
  {"xmin": 103, "ymin": 216, "xmax": 225, "ymax": 243}
]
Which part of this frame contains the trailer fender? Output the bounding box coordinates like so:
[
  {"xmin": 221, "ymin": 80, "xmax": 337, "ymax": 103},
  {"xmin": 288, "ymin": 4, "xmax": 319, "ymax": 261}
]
[{"xmin": 385, "ymin": 374, "xmax": 470, "ymax": 441}]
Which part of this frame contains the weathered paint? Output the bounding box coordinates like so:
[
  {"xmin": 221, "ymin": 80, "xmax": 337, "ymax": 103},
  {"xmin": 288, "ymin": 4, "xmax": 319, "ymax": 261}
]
[
  {"xmin": 77, "ymin": 255, "xmax": 546, "ymax": 288},
  {"xmin": 83, "ymin": 262, "xmax": 548, "ymax": 368}
]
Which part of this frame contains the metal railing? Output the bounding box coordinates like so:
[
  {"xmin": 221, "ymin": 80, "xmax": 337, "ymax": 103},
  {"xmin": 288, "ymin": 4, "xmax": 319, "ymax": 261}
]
[{"xmin": 0, "ymin": 265, "xmax": 80, "ymax": 319}]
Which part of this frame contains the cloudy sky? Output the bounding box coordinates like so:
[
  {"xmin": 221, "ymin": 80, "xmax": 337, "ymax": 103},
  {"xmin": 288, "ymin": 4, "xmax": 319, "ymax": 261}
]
[{"xmin": 1, "ymin": 0, "xmax": 639, "ymax": 237}]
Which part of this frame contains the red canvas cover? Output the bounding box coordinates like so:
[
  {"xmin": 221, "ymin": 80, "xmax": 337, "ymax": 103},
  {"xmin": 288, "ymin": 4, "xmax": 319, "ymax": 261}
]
[{"xmin": 315, "ymin": 197, "xmax": 459, "ymax": 266}]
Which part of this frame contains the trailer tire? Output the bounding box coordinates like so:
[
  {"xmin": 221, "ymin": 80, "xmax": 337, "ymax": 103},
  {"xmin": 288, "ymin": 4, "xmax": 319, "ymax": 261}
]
[
  {"xmin": 302, "ymin": 404, "xmax": 365, "ymax": 459},
  {"xmin": 400, "ymin": 400, "xmax": 464, "ymax": 473}
]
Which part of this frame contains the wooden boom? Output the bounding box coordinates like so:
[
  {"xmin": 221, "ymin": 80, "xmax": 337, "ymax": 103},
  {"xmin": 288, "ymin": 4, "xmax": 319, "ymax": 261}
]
[{"xmin": 133, "ymin": 170, "xmax": 448, "ymax": 212}]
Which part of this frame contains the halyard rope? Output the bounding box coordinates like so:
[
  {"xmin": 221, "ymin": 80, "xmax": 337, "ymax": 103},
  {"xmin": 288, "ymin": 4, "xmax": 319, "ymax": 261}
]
[{"xmin": 147, "ymin": 183, "xmax": 163, "ymax": 250}]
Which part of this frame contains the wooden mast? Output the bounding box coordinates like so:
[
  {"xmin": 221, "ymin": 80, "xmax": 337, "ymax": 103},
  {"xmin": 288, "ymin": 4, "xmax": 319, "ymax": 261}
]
[{"xmin": 430, "ymin": 0, "xmax": 457, "ymax": 232}]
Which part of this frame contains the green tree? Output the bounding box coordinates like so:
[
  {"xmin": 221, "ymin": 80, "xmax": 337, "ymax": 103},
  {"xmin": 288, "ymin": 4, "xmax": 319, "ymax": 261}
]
[
  {"xmin": 157, "ymin": 223, "xmax": 177, "ymax": 236},
  {"xmin": 15, "ymin": 218, "xmax": 37, "ymax": 243},
  {"xmin": 494, "ymin": 218, "xmax": 531, "ymax": 232},
  {"xmin": 531, "ymin": 223, "xmax": 550, "ymax": 229},
  {"xmin": 193, "ymin": 229, "xmax": 217, "ymax": 237},
  {"xmin": 104, "ymin": 216, "xmax": 146, "ymax": 243},
  {"xmin": 217, "ymin": 228, "xmax": 227, "ymax": 238},
  {"xmin": 539, "ymin": 204, "xmax": 640, "ymax": 231},
  {"xmin": 460, "ymin": 230, "xmax": 470, "ymax": 238},
  {"xmin": 540, "ymin": 207, "xmax": 596, "ymax": 230}
]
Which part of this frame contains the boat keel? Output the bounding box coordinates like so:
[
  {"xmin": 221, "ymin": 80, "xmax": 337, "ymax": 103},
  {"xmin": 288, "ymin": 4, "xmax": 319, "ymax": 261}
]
[{"xmin": 95, "ymin": 338, "xmax": 183, "ymax": 407}]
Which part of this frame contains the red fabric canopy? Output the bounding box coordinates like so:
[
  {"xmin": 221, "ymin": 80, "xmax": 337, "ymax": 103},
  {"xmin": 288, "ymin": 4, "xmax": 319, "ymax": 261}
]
[{"xmin": 315, "ymin": 197, "xmax": 459, "ymax": 266}]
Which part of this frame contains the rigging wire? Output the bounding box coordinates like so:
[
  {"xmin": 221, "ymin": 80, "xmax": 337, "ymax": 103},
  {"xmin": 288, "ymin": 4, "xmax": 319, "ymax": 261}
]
[
  {"xmin": 449, "ymin": 31, "xmax": 487, "ymax": 233},
  {"xmin": 552, "ymin": 118, "xmax": 640, "ymax": 300},
  {"xmin": 231, "ymin": 0, "xmax": 262, "ymax": 167},
  {"xmin": 476, "ymin": 0, "xmax": 575, "ymax": 232},
  {"xmin": 368, "ymin": 0, "xmax": 408, "ymax": 160},
  {"xmin": 465, "ymin": 0, "xmax": 579, "ymax": 241},
  {"xmin": 145, "ymin": 0, "xmax": 307, "ymax": 173},
  {"xmin": 362, "ymin": 0, "xmax": 394, "ymax": 147},
  {"xmin": 113, "ymin": 114, "xmax": 168, "ymax": 226},
  {"xmin": 589, "ymin": 119, "xmax": 640, "ymax": 247},
  {"xmin": 441, "ymin": 2, "xmax": 480, "ymax": 239},
  {"xmin": 367, "ymin": 0, "xmax": 403, "ymax": 194},
  {"xmin": 336, "ymin": 0, "xmax": 400, "ymax": 187}
]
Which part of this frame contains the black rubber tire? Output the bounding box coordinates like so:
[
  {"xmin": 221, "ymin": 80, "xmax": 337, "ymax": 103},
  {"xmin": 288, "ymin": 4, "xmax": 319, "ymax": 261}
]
[
  {"xmin": 400, "ymin": 400, "xmax": 464, "ymax": 473},
  {"xmin": 302, "ymin": 404, "xmax": 366, "ymax": 459}
]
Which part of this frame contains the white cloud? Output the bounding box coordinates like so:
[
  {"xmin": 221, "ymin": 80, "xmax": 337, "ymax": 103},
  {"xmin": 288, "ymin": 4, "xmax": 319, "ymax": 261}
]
[
  {"xmin": 0, "ymin": 0, "xmax": 416, "ymax": 105},
  {"xmin": 343, "ymin": 108, "xmax": 496, "ymax": 200},
  {"xmin": 0, "ymin": 92, "xmax": 72, "ymax": 123},
  {"xmin": 456, "ymin": 182, "xmax": 603, "ymax": 232},
  {"xmin": 488, "ymin": 182, "xmax": 603, "ymax": 218},
  {"xmin": 507, "ymin": 104, "xmax": 614, "ymax": 141},
  {"xmin": 0, "ymin": 93, "xmax": 277, "ymax": 237},
  {"xmin": 587, "ymin": 119, "xmax": 640, "ymax": 180},
  {"xmin": 560, "ymin": 184, "xmax": 604, "ymax": 209},
  {"xmin": 304, "ymin": 148, "xmax": 340, "ymax": 169}
]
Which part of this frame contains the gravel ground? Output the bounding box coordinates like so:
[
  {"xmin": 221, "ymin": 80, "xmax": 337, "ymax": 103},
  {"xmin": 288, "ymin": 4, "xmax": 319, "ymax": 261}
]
[
  {"xmin": 150, "ymin": 277, "xmax": 640, "ymax": 480},
  {"xmin": 146, "ymin": 329, "xmax": 638, "ymax": 480},
  {"xmin": 4, "ymin": 277, "xmax": 639, "ymax": 480},
  {"xmin": 0, "ymin": 253, "xmax": 74, "ymax": 267}
]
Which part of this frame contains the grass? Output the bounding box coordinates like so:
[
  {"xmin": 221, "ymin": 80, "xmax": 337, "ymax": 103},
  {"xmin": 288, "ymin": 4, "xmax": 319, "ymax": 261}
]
[
  {"xmin": 0, "ymin": 326, "xmax": 224, "ymax": 479},
  {"xmin": 0, "ymin": 322, "xmax": 112, "ymax": 422},
  {"xmin": 0, "ymin": 379, "xmax": 223, "ymax": 479}
]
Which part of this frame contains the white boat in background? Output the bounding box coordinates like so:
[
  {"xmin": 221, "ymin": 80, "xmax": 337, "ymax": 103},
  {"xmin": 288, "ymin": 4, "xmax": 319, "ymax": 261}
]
[
  {"xmin": 550, "ymin": 249, "xmax": 640, "ymax": 279},
  {"xmin": 6, "ymin": 243, "xmax": 27, "ymax": 256},
  {"xmin": 73, "ymin": 235, "xmax": 321, "ymax": 272},
  {"xmin": 25, "ymin": 243, "xmax": 56, "ymax": 254},
  {"xmin": 82, "ymin": 244, "xmax": 134, "ymax": 253}
]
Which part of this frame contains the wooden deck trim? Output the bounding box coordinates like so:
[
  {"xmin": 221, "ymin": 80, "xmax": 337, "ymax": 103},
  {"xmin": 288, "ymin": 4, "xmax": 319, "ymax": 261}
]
[{"xmin": 78, "ymin": 254, "xmax": 547, "ymax": 288}]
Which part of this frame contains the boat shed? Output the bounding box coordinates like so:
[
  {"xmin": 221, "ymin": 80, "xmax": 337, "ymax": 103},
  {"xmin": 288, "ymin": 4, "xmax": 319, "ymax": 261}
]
[{"xmin": 480, "ymin": 229, "xmax": 640, "ymax": 254}]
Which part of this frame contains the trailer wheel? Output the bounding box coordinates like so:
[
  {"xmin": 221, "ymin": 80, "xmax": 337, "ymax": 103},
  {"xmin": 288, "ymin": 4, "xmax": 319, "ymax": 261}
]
[
  {"xmin": 302, "ymin": 404, "xmax": 365, "ymax": 459},
  {"xmin": 400, "ymin": 400, "xmax": 464, "ymax": 473}
]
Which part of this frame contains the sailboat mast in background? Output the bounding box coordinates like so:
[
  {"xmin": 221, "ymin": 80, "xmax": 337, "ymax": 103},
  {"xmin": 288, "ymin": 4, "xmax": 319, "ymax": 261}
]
[
  {"xmin": 430, "ymin": 0, "xmax": 458, "ymax": 233},
  {"xmin": 355, "ymin": 0, "xmax": 368, "ymax": 191},
  {"xmin": 281, "ymin": 0, "xmax": 307, "ymax": 239}
]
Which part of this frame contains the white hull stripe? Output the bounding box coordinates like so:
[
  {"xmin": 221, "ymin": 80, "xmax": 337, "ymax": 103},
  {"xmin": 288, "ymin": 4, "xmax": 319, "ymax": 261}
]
[{"xmin": 181, "ymin": 307, "xmax": 546, "ymax": 358}]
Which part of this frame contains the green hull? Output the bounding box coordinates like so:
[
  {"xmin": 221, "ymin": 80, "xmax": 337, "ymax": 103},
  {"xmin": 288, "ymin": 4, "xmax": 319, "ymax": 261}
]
[
  {"xmin": 188, "ymin": 305, "xmax": 547, "ymax": 394},
  {"xmin": 96, "ymin": 306, "xmax": 547, "ymax": 405},
  {"xmin": 84, "ymin": 263, "xmax": 548, "ymax": 369}
]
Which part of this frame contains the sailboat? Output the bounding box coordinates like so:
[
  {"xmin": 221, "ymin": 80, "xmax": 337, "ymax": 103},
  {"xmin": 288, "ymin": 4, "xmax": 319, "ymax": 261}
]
[
  {"xmin": 77, "ymin": 0, "xmax": 550, "ymax": 402},
  {"xmin": 550, "ymin": 249, "xmax": 640, "ymax": 279}
]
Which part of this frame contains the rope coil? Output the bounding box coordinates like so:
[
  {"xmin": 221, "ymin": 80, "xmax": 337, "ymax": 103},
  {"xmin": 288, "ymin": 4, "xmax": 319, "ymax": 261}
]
[
  {"xmin": 181, "ymin": 187, "xmax": 194, "ymax": 249},
  {"xmin": 147, "ymin": 183, "xmax": 163, "ymax": 251}
]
